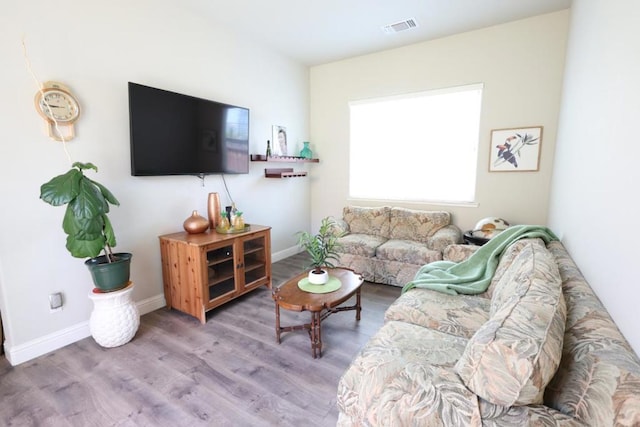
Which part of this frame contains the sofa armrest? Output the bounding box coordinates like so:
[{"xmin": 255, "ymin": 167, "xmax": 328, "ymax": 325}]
[
  {"xmin": 429, "ymin": 224, "xmax": 463, "ymax": 251},
  {"xmin": 443, "ymin": 244, "xmax": 480, "ymax": 263},
  {"xmin": 329, "ymin": 217, "xmax": 350, "ymax": 236}
]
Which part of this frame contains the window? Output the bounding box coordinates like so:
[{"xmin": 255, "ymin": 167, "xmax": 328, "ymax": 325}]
[{"xmin": 349, "ymin": 83, "xmax": 483, "ymax": 203}]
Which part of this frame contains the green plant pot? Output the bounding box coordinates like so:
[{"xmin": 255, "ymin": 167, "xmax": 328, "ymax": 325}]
[{"xmin": 85, "ymin": 253, "xmax": 132, "ymax": 292}]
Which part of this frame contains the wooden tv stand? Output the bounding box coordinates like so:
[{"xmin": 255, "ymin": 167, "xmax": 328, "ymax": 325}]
[{"xmin": 159, "ymin": 225, "xmax": 271, "ymax": 324}]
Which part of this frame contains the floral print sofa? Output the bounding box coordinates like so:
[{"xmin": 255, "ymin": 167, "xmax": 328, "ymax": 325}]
[
  {"xmin": 331, "ymin": 206, "xmax": 462, "ymax": 286},
  {"xmin": 337, "ymin": 238, "xmax": 640, "ymax": 426}
]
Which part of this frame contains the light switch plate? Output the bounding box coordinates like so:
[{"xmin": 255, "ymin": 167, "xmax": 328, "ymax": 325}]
[{"xmin": 49, "ymin": 292, "xmax": 63, "ymax": 311}]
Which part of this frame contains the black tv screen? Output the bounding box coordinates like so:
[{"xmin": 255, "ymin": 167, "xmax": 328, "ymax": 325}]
[{"xmin": 128, "ymin": 82, "xmax": 250, "ymax": 176}]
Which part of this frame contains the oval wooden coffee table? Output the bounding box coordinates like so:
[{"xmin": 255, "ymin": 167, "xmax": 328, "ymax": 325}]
[{"xmin": 272, "ymin": 268, "xmax": 364, "ymax": 358}]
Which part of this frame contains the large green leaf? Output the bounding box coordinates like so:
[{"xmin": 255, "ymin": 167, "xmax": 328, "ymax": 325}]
[
  {"xmin": 42, "ymin": 162, "xmax": 120, "ymax": 259},
  {"xmin": 90, "ymin": 178, "xmax": 120, "ymax": 207},
  {"xmin": 72, "ymin": 161, "xmax": 98, "ymax": 172},
  {"xmin": 62, "ymin": 206, "xmax": 104, "ymax": 240},
  {"xmin": 40, "ymin": 169, "xmax": 82, "ymax": 206},
  {"xmin": 66, "ymin": 234, "xmax": 106, "ymax": 258},
  {"xmin": 69, "ymin": 179, "xmax": 107, "ymax": 219}
]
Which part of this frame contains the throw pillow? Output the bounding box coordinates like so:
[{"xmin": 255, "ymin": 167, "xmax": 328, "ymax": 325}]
[
  {"xmin": 388, "ymin": 208, "xmax": 451, "ymax": 244},
  {"xmin": 343, "ymin": 206, "xmax": 391, "ymax": 238},
  {"xmin": 484, "ymin": 238, "xmax": 543, "ymax": 299},
  {"xmin": 455, "ymin": 242, "xmax": 566, "ymax": 406}
]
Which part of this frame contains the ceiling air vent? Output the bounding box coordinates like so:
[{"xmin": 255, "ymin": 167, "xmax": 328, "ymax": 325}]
[{"xmin": 382, "ymin": 18, "xmax": 418, "ymax": 34}]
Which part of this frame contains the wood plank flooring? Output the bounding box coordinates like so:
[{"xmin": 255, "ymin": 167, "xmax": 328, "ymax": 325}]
[{"xmin": 0, "ymin": 253, "xmax": 401, "ymax": 426}]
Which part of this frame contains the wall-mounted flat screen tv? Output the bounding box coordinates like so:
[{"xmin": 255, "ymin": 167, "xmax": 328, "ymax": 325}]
[{"xmin": 128, "ymin": 82, "xmax": 250, "ymax": 176}]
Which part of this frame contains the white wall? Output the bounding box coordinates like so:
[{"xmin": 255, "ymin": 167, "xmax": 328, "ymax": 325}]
[
  {"xmin": 549, "ymin": 1, "xmax": 640, "ymax": 355},
  {"xmin": 0, "ymin": 0, "xmax": 310, "ymax": 364},
  {"xmin": 309, "ymin": 11, "xmax": 569, "ymax": 232}
]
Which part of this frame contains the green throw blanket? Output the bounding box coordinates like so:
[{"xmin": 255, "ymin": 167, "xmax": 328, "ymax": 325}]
[{"xmin": 402, "ymin": 225, "xmax": 558, "ymax": 295}]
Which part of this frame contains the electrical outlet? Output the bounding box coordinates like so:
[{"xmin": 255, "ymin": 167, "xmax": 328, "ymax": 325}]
[{"xmin": 49, "ymin": 292, "xmax": 63, "ymax": 312}]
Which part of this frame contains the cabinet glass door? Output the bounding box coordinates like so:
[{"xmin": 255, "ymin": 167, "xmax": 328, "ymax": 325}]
[
  {"xmin": 242, "ymin": 235, "xmax": 267, "ymax": 290},
  {"xmin": 206, "ymin": 244, "xmax": 235, "ymax": 302}
]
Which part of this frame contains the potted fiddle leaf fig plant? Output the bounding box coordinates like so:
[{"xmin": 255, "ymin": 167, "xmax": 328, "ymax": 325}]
[
  {"xmin": 296, "ymin": 216, "xmax": 344, "ymax": 285},
  {"xmin": 40, "ymin": 162, "xmax": 131, "ymax": 292}
]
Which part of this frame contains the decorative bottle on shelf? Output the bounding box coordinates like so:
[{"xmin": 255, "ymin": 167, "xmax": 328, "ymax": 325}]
[
  {"xmin": 225, "ymin": 205, "xmax": 233, "ymax": 230},
  {"xmin": 266, "ymin": 140, "xmax": 272, "ymax": 157},
  {"xmin": 300, "ymin": 141, "xmax": 312, "ymax": 159},
  {"xmin": 228, "ymin": 203, "xmax": 236, "ymax": 226}
]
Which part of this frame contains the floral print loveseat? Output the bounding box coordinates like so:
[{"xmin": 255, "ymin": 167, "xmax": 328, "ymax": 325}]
[
  {"xmin": 337, "ymin": 238, "xmax": 640, "ymax": 426},
  {"xmin": 331, "ymin": 206, "xmax": 462, "ymax": 286}
]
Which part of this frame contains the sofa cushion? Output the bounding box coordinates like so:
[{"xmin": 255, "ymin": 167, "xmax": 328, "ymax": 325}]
[
  {"xmin": 343, "ymin": 206, "xmax": 390, "ymax": 238},
  {"xmin": 337, "ymin": 233, "xmax": 387, "ymax": 257},
  {"xmin": 477, "ymin": 398, "xmax": 579, "ymax": 425},
  {"xmin": 455, "ymin": 242, "xmax": 566, "ymax": 407},
  {"xmin": 385, "ymin": 288, "xmax": 490, "ymax": 339},
  {"xmin": 388, "ymin": 208, "xmax": 451, "ymax": 244},
  {"xmin": 375, "ymin": 239, "xmax": 442, "ymax": 265},
  {"xmin": 337, "ymin": 320, "xmax": 481, "ymax": 426}
]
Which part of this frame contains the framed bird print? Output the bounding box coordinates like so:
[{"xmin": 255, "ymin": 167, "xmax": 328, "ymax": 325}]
[{"xmin": 489, "ymin": 126, "xmax": 543, "ymax": 172}]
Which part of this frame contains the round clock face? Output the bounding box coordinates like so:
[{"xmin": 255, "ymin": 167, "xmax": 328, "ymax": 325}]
[{"xmin": 36, "ymin": 88, "xmax": 80, "ymax": 124}]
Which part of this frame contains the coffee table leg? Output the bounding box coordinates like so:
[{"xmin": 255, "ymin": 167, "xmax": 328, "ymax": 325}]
[
  {"xmin": 317, "ymin": 311, "xmax": 322, "ymax": 358},
  {"xmin": 310, "ymin": 311, "xmax": 322, "ymax": 358},
  {"xmin": 275, "ymin": 302, "xmax": 281, "ymax": 344},
  {"xmin": 356, "ymin": 287, "xmax": 362, "ymax": 321}
]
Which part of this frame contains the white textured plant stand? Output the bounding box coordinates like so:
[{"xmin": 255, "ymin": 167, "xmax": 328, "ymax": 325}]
[{"xmin": 88, "ymin": 282, "xmax": 140, "ymax": 348}]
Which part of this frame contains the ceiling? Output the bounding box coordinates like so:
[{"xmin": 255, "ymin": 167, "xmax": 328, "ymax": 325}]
[{"xmin": 189, "ymin": 0, "xmax": 572, "ymax": 66}]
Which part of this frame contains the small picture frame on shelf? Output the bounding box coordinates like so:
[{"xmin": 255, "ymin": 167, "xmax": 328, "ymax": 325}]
[
  {"xmin": 272, "ymin": 125, "xmax": 287, "ymax": 156},
  {"xmin": 489, "ymin": 126, "xmax": 543, "ymax": 172}
]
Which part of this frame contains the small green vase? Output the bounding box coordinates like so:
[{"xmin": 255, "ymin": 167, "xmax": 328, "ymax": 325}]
[{"xmin": 300, "ymin": 141, "xmax": 313, "ymax": 159}]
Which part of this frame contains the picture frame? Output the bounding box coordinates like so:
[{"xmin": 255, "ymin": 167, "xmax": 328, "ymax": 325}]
[
  {"xmin": 489, "ymin": 126, "xmax": 543, "ymax": 172},
  {"xmin": 272, "ymin": 125, "xmax": 288, "ymax": 156}
]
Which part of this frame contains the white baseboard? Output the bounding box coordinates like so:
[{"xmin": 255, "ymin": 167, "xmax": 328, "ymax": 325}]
[
  {"xmin": 4, "ymin": 250, "xmax": 298, "ymax": 366},
  {"xmin": 136, "ymin": 293, "xmax": 167, "ymax": 316},
  {"xmin": 4, "ymin": 293, "xmax": 167, "ymax": 366},
  {"xmin": 272, "ymin": 245, "xmax": 303, "ymax": 263},
  {"xmin": 4, "ymin": 321, "xmax": 91, "ymax": 366}
]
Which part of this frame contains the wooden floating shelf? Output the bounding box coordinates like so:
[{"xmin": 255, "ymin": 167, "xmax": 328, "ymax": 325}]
[
  {"xmin": 251, "ymin": 154, "xmax": 319, "ymax": 163},
  {"xmin": 265, "ymin": 168, "xmax": 308, "ymax": 178}
]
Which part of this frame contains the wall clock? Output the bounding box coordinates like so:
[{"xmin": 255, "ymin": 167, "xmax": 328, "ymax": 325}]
[{"xmin": 34, "ymin": 81, "xmax": 80, "ymax": 141}]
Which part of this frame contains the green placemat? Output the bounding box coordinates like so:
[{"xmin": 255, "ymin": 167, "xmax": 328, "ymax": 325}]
[{"xmin": 298, "ymin": 276, "xmax": 342, "ymax": 293}]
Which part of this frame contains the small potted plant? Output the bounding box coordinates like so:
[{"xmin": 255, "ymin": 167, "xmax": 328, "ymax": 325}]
[
  {"xmin": 40, "ymin": 162, "xmax": 131, "ymax": 292},
  {"xmin": 296, "ymin": 217, "xmax": 344, "ymax": 285}
]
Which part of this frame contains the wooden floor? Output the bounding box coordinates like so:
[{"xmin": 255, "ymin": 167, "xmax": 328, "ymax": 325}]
[{"xmin": 0, "ymin": 253, "xmax": 401, "ymax": 426}]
